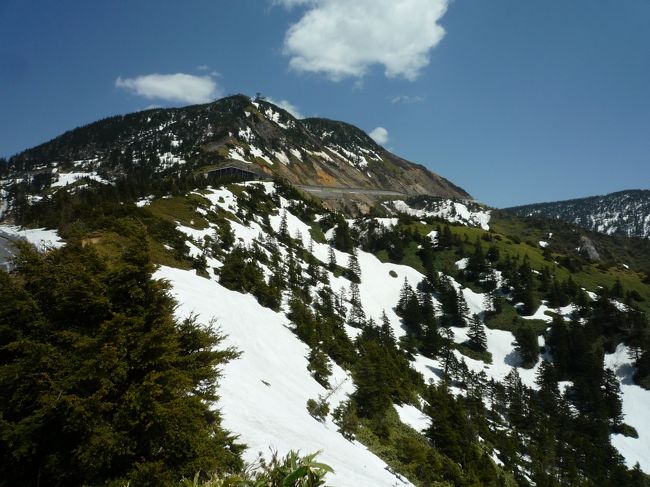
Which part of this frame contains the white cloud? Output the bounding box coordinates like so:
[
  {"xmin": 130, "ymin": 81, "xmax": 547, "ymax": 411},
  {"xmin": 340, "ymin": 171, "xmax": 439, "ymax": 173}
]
[
  {"xmin": 282, "ymin": 0, "xmax": 448, "ymax": 81},
  {"xmin": 265, "ymin": 97, "xmax": 304, "ymax": 119},
  {"xmin": 115, "ymin": 73, "xmax": 222, "ymax": 104},
  {"xmin": 369, "ymin": 127, "xmax": 389, "ymax": 145},
  {"xmin": 390, "ymin": 94, "xmax": 424, "ymax": 104}
]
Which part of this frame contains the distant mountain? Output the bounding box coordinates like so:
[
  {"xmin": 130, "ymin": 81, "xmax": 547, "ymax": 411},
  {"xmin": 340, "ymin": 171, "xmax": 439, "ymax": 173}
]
[
  {"xmin": 1, "ymin": 95, "xmax": 469, "ymax": 216},
  {"xmin": 505, "ymin": 190, "xmax": 650, "ymax": 239}
]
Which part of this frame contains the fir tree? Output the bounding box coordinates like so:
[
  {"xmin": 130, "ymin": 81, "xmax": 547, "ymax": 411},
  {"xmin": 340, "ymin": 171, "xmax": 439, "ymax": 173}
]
[
  {"xmin": 514, "ymin": 324, "xmax": 540, "ymax": 368},
  {"xmin": 0, "ymin": 239, "xmax": 243, "ymax": 486},
  {"xmin": 396, "ymin": 277, "xmax": 413, "ymax": 315},
  {"xmin": 347, "ymin": 248, "xmax": 361, "ymax": 283},
  {"xmin": 328, "ymin": 246, "xmax": 337, "ymax": 271},
  {"xmin": 279, "ymin": 209, "xmax": 289, "ymax": 241},
  {"xmin": 332, "ymin": 400, "xmax": 360, "ymax": 441},
  {"xmin": 307, "ymin": 347, "xmax": 332, "ymax": 388},
  {"xmin": 602, "ymin": 368, "xmax": 624, "ymax": 428},
  {"xmin": 347, "ymin": 282, "xmax": 366, "ymax": 328},
  {"xmin": 456, "ymin": 289, "xmax": 470, "ymax": 327},
  {"xmin": 468, "ymin": 314, "xmax": 488, "ymax": 351}
]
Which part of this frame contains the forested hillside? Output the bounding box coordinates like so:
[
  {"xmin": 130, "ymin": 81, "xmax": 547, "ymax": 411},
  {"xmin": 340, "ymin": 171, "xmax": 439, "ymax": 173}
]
[{"xmin": 2, "ymin": 174, "xmax": 649, "ymax": 486}]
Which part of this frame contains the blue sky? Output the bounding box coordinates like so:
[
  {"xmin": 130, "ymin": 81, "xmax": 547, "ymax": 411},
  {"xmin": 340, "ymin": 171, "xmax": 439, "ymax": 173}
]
[{"xmin": 1, "ymin": 0, "xmax": 648, "ymax": 207}]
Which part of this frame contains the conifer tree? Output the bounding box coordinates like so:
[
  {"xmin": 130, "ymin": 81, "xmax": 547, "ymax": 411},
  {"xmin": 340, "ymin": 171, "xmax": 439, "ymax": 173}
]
[
  {"xmin": 336, "ymin": 287, "xmax": 347, "ymax": 320},
  {"xmin": 332, "ymin": 216, "xmax": 353, "ymax": 252},
  {"xmin": 328, "ymin": 246, "xmax": 337, "ymax": 271},
  {"xmin": 332, "ymin": 400, "xmax": 360, "ymax": 441},
  {"xmin": 482, "ymin": 291, "xmax": 494, "ymax": 314},
  {"xmin": 380, "ymin": 310, "xmax": 394, "ymax": 341},
  {"xmin": 456, "ymin": 289, "xmax": 470, "ymax": 327},
  {"xmin": 514, "ymin": 324, "xmax": 540, "ymax": 368},
  {"xmin": 347, "ymin": 248, "xmax": 361, "ymax": 283},
  {"xmin": 396, "ymin": 277, "xmax": 413, "ymax": 315},
  {"xmin": 421, "ymin": 292, "xmax": 438, "ymax": 333},
  {"xmin": 468, "ymin": 314, "xmax": 488, "ymax": 351},
  {"xmin": 308, "ymin": 347, "xmax": 332, "ymax": 388},
  {"xmin": 348, "ymin": 282, "xmax": 366, "ymax": 328},
  {"xmin": 439, "ymin": 327, "xmax": 456, "ymax": 381},
  {"xmin": 602, "ymin": 368, "xmax": 624, "ymax": 428},
  {"xmin": 505, "ymin": 368, "xmax": 528, "ymax": 431},
  {"xmin": 294, "ymin": 229, "xmax": 304, "ymax": 248},
  {"xmin": 0, "ymin": 239, "xmax": 243, "ymax": 486},
  {"xmin": 279, "ymin": 209, "xmax": 289, "ymax": 241}
]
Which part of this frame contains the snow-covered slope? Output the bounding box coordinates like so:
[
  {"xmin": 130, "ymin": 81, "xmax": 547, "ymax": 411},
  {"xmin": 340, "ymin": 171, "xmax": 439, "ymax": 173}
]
[
  {"xmin": 149, "ymin": 182, "xmax": 650, "ymax": 479},
  {"xmin": 157, "ymin": 266, "xmax": 411, "ymax": 487}
]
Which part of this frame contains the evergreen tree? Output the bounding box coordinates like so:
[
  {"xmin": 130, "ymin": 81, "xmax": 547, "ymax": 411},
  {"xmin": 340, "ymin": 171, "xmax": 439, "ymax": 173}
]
[
  {"xmin": 332, "ymin": 400, "xmax": 360, "ymax": 441},
  {"xmin": 602, "ymin": 367, "xmax": 624, "ymax": 428},
  {"xmin": 346, "ymin": 248, "xmax": 361, "ymax": 283},
  {"xmin": 307, "ymin": 347, "xmax": 332, "ymax": 388},
  {"xmin": 347, "ymin": 282, "xmax": 366, "ymax": 328},
  {"xmin": 468, "ymin": 314, "xmax": 488, "ymax": 351},
  {"xmin": 396, "ymin": 277, "xmax": 413, "ymax": 315},
  {"xmin": 332, "ymin": 216, "xmax": 353, "ymax": 252},
  {"xmin": 424, "ymin": 383, "xmax": 476, "ymax": 466},
  {"xmin": 547, "ymin": 314, "xmax": 571, "ymax": 377},
  {"xmin": 327, "ymin": 246, "xmax": 337, "ymax": 271},
  {"xmin": 513, "ymin": 324, "xmax": 540, "ymax": 368},
  {"xmin": 456, "ymin": 289, "xmax": 470, "ymax": 327},
  {"xmin": 279, "ymin": 209, "xmax": 289, "ymax": 241},
  {"xmin": 0, "ymin": 240, "xmax": 243, "ymax": 486}
]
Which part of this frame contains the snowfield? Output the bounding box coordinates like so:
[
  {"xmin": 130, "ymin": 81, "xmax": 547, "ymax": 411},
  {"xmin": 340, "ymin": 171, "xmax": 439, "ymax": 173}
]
[
  {"xmin": 156, "ymin": 266, "xmax": 412, "ymax": 487},
  {"xmin": 164, "ymin": 182, "xmax": 650, "ymax": 476}
]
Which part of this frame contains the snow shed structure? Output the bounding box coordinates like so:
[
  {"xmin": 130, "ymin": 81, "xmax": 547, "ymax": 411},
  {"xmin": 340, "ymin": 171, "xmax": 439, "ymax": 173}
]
[{"xmin": 203, "ymin": 160, "xmax": 271, "ymax": 183}]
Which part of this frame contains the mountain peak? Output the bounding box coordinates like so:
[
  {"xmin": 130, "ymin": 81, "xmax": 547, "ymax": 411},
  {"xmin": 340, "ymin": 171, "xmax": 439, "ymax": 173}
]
[{"xmin": 2, "ymin": 95, "xmax": 471, "ymax": 215}]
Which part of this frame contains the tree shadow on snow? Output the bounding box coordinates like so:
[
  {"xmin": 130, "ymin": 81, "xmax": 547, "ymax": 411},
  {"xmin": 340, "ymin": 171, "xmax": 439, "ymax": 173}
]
[{"xmin": 504, "ymin": 349, "xmax": 523, "ymax": 368}]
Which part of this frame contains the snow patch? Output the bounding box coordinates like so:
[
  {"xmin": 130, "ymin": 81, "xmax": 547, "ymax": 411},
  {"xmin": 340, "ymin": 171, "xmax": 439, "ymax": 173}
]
[
  {"xmin": 51, "ymin": 172, "xmax": 108, "ymax": 188},
  {"xmin": 395, "ymin": 404, "xmax": 431, "ymax": 432},
  {"xmin": 391, "ymin": 200, "xmax": 491, "ymax": 230},
  {"xmin": 0, "ymin": 225, "xmax": 65, "ymax": 251},
  {"xmin": 606, "ymin": 344, "xmax": 650, "ymax": 472}
]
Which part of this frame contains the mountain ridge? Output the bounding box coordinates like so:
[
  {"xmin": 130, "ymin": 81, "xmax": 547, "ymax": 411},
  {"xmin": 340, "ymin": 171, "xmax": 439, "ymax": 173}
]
[
  {"xmin": 2, "ymin": 95, "xmax": 470, "ymax": 209},
  {"xmin": 505, "ymin": 189, "xmax": 650, "ymax": 239}
]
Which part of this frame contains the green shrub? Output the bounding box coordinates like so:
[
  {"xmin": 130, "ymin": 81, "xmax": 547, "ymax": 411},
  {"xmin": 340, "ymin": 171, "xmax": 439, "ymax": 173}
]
[{"xmin": 306, "ymin": 396, "xmax": 330, "ymax": 422}]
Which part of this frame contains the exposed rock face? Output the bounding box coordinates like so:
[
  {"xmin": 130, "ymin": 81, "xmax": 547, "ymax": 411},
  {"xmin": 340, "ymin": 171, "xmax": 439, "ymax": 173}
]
[{"xmin": 580, "ymin": 236, "xmax": 601, "ymax": 261}]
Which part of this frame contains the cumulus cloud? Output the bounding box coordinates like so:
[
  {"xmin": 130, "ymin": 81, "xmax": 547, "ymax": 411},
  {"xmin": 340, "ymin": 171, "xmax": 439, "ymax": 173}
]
[
  {"xmin": 369, "ymin": 127, "xmax": 389, "ymax": 145},
  {"xmin": 115, "ymin": 73, "xmax": 222, "ymax": 104},
  {"xmin": 282, "ymin": 0, "xmax": 448, "ymax": 81},
  {"xmin": 390, "ymin": 94, "xmax": 424, "ymax": 104},
  {"xmin": 265, "ymin": 97, "xmax": 304, "ymax": 119}
]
